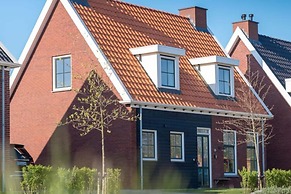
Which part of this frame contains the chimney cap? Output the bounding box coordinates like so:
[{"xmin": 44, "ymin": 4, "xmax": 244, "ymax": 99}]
[{"xmin": 178, "ymin": 6, "xmax": 208, "ymax": 11}]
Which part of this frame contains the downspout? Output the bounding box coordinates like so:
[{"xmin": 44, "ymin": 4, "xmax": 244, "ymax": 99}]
[
  {"xmin": 139, "ymin": 106, "xmax": 143, "ymax": 190},
  {"xmin": 1, "ymin": 67, "xmax": 5, "ymax": 192},
  {"xmin": 261, "ymin": 118, "xmax": 265, "ymax": 175}
]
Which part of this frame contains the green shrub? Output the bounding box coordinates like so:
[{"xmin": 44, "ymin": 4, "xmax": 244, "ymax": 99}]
[
  {"xmin": 239, "ymin": 167, "xmax": 258, "ymax": 191},
  {"xmin": 265, "ymin": 169, "xmax": 291, "ymax": 188},
  {"xmin": 106, "ymin": 168, "xmax": 121, "ymax": 194},
  {"xmin": 21, "ymin": 165, "xmax": 120, "ymax": 194},
  {"xmin": 21, "ymin": 164, "xmax": 52, "ymax": 194},
  {"xmin": 261, "ymin": 186, "xmax": 291, "ymax": 194}
]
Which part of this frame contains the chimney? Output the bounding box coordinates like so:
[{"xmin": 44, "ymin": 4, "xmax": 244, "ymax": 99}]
[
  {"xmin": 233, "ymin": 14, "xmax": 259, "ymax": 41},
  {"xmin": 179, "ymin": 6, "xmax": 207, "ymax": 31}
]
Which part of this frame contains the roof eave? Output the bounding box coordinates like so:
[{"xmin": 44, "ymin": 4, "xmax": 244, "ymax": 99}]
[{"xmin": 120, "ymin": 100, "xmax": 272, "ymax": 119}]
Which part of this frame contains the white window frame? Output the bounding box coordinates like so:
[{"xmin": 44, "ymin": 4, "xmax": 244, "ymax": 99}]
[
  {"xmin": 170, "ymin": 131, "xmax": 185, "ymax": 162},
  {"xmin": 52, "ymin": 55, "xmax": 72, "ymax": 92},
  {"xmin": 142, "ymin": 129, "xmax": 158, "ymax": 161},
  {"xmin": 217, "ymin": 65, "xmax": 235, "ymax": 97},
  {"xmin": 158, "ymin": 54, "xmax": 180, "ymax": 90},
  {"xmin": 223, "ymin": 130, "xmax": 237, "ymax": 176}
]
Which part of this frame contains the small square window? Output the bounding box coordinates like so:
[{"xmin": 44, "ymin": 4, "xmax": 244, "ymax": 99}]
[
  {"xmin": 142, "ymin": 130, "xmax": 157, "ymax": 161},
  {"xmin": 53, "ymin": 55, "xmax": 72, "ymax": 92},
  {"xmin": 170, "ymin": 132, "xmax": 184, "ymax": 162},
  {"xmin": 161, "ymin": 57, "xmax": 175, "ymax": 88}
]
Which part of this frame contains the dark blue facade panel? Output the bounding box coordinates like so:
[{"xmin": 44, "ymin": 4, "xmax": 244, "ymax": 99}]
[{"xmin": 138, "ymin": 109, "xmax": 211, "ymax": 189}]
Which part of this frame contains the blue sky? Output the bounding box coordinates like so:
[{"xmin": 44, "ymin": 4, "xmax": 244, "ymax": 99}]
[{"xmin": 1, "ymin": 0, "xmax": 291, "ymax": 60}]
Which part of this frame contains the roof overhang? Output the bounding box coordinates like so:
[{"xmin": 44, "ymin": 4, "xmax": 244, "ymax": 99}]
[
  {"xmin": 130, "ymin": 44, "xmax": 185, "ymax": 56},
  {"xmin": 120, "ymin": 100, "xmax": 272, "ymax": 120},
  {"xmin": 190, "ymin": 55, "xmax": 239, "ymax": 66},
  {"xmin": 0, "ymin": 61, "xmax": 20, "ymax": 68}
]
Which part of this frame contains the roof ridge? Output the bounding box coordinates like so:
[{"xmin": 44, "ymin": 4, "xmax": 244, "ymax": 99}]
[{"xmin": 85, "ymin": 0, "xmax": 189, "ymax": 21}]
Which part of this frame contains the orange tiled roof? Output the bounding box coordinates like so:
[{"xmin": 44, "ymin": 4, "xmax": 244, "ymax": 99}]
[{"xmin": 73, "ymin": 0, "xmax": 266, "ymax": 115}]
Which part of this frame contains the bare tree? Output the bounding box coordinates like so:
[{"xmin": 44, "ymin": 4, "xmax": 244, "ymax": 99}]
[
  {"xmin": 60, "ymin": 70, "xmax": 136, "ymax": 194},
  {"xmin": 217, "ymin": 54, "xmax": 273, "ymax": 190}
]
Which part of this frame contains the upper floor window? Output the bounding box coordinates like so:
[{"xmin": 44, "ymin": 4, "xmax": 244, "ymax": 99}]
[
  {"xmin": 170, "ymin": 131, "xmax": 184, "ymax": 162},
  {"xmin": 246, "ymin": 133, "xmax": 257, "ymax": 171},
  {"xmin": 161, "ymin": 57, "xmax": 175, "ymax": 88},
  {"xmin": 53, "ymin": 55, "xmax": 71, "ymax": 92},
  {"xmin": 219, "ymin": 67, "xmax": 231, "ymax": 95},
  {"xmin": 129, "ymin": 45, "xmax": 185, "ymax": 92},
  {"xmin": 223, "ymin": 130, "xmax": 237, "ymax": 175},
  {"xmin": 142, "ymin": 129, "xmax": 157, "ymax": 161}
]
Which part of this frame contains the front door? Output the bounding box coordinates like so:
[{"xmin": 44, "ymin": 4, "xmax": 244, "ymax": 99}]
[{"xmin": 197, "ymin": 128, "xmax": 211, "ymax": 187}]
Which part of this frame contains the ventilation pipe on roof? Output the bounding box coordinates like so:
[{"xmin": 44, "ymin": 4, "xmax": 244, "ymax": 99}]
[{"xmin": 179, "ymin": 6, "xmax": 208, "ymax": 31}]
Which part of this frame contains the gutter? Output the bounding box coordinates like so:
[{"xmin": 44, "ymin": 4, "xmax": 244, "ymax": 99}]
[
  {"xmin": 1, "ymin": 67, "xmax": 5, "ymax": 192},
  {"xmin": 120, "ymin": 100, "xmax": 273, "ymax": 120}
]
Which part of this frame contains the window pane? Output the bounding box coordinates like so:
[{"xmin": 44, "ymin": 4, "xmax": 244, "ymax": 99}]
[
  {"xmin": 162, "ymin": 72, "xmax": 168, "ymax": 86},
  {"xmin": 224, "ymin": 69, "xmax": 230, "ymax": 82},
  {"xmin": 167, "ymin": 60, "xmax": 174, "ymax": 73},
  {"xmin": 223, "ymin": 131, "xmax": 236, "ymax": 173},
  {"xmin": 64, "ymin": 73, "xmax": 71, "ymax": 87},
  {"xmin": 142, "ymin": 131, "xmax": 156, "ymax": 159},
  {"xmin": 219, "ymin": 68, "xmax": 224, "ymax": 80},
  {"xmin": 64, "ymin": 57, "xmax": 71, "ymax": 73},
  {"xmin": 56, "ymin": 59, "xmax": 63, "ymax": 73},
  {"xmin": 56, "ymin": 74, "xmax": 64, "ymax": 88},
  {"xmin": 161, "ymin": 59, "xmax": 167, "ymax": 72},
  {"xmin": 168, "ymin": 74, "xmax": 175, "ymax": 87}
]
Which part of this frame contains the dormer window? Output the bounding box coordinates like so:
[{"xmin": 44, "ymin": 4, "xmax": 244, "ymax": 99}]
[
  {"xmin": 219, "ymin": 66, "xmax": 231, "ymax": 95},
  {"xmin": 161, "ymin": 56, "xmax": 175, "ymax": 88},
  {"xmin": 190, "ymin": 56, "xmax": 239, "ymax": 97},
  {"xmin": 130, "ymin": 45, "xmax": 185, "ymax": 92}
]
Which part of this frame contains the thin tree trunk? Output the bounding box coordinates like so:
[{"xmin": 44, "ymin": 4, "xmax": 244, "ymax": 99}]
[
  {"xmin": 101, "ymin": 110, "xmax": 106, "ymax": 194},
  {"xmin": 253, "ymin": 131, "xmax": 262, "ymax": 190}
]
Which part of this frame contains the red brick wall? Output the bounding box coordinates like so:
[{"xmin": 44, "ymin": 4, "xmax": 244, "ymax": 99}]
[
  {"xmin": 230, "ymin": 38, "xmax": 291, "ymax": 170},
  {"xmin": 10, "ymin": 1, "xmax": 137, "ymax": 188}
]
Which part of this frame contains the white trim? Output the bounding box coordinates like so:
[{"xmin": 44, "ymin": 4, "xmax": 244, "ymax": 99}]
[
  {"xmin": 130, "ymin": 44, "xmax": 185, "ymax": 56},
  {"xmin": 61, "ymin": 0, "xmax": 132, "ymax": 102},
  {"xmin": 142, "ymin": 129, "xmax": 158, "ymax": 161},
  {"xmin": 121, "ymin": 100, "xmax": 272, "ymax": 119},
  {"xmin": 170, "ymin": 131, "xmax": 185, "ymax": 162},
  {"xmin": 226, "ymin": 27, "xmax": 291, "ymax": 108},
  {"xmin": 190, "ymin": 55, "xmax": 239, "ymax": 67},
  {"xmin": 223, "ymin": 130, "xmax": 237, "ymax": 176},
  {"xmin": 10, "ymin": 0, "xmax": 58, "ymax": 87},
  {"xmin": 0, "ymin": 42, "xmax": 21, "ymax": 68},
  {"xmin": 197, "ymin": 127, "xmax": 212, "ymax": 188},
  {"xmin": 52, "ymin": 55, "xmax": 72, "ymax": 92}
]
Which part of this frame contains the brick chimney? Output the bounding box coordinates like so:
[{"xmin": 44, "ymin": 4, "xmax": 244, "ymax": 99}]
[
  {"xmin": 233, "ymin": 14, "xmax": 259, "ymax": 41},
  {"xmin": 179, "ymin": 6, "xmax": 207, "ymax": 30}
]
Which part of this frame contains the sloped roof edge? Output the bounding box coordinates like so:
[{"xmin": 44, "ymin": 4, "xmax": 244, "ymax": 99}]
[
  {"xmin": 226, "ymin": 27, "xmax": 291, "ymax": 108},
  {"xmin": 0, "ymin": 41, "xmax": 20, "ymax": 68}
]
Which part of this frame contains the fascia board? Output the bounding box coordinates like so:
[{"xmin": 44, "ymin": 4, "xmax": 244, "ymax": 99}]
[
  {"xmin": 130, "ymin": 44, "xmax": 185, "ymax": 56},
  {"xmin": 189, "ymin": 55, "xmax": 239, "ymax": 66},
  {"xmin": 10, "ymin": 0, "xmax": 58, "ymax": 89},
  {"xmin": 62, "ymin": 0, "xmax": 132, "ymax": 102},
  {"xmin": 121, "ymin": 100, "xmax": 272, "ymax": 119},
  {"xmin": 226, "ymin": 27, "xmax": 291, "ymax": 108}
]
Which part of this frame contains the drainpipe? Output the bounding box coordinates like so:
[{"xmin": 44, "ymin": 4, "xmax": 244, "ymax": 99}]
[
  {"xmin": 139, "ymin": 106, "xmax": 143, "ymax": 190},
  {"xmin": 1, "ymin": 67, "xmax": 5, "ymax": 193},
  {"xmin": 261, "ymin": 118, "xmax": 265, "ymax": 175}
]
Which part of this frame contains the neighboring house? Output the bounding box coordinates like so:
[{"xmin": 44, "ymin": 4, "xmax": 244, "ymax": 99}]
[
  {"xmin": 10, "ymin": 0, "xmax": 271, "ymax": 189},
  {"xmin": 0, "ymin": 42, "xmax": 20, "ymax": 191},
  {"xmin": 226, "ymin": 16, "xmax": 291, "ymax": 170}
]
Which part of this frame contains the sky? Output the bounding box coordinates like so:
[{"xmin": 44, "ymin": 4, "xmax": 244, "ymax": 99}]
[{"xmin": 1, "ymin": 0, "xmax": 291, "ymax": 60}]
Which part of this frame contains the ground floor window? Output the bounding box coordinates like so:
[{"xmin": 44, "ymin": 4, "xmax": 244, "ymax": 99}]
[
  {"xmin": 223, "ymin": 130, "xmax": 237, "ymax": 175},
  {"xmin": 246, "ymin": 133, "xmax": 257, "ymax": 171},
  {"xmin": 170, "ymin": 131, "xmax": 184, "ymax": 162},
  {"xmin": 142, "ymin": 130, "xmax": 157, "ymax": 161}
]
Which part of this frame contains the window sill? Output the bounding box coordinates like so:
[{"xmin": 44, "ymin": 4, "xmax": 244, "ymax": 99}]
[
  {"xmin": 143, "ymin": 158, "xmax": 157, "ymax": 162},
  {"xmin": 171, "ymin": 159, "xmax": 184, "ymax": 162},
  {"xmin": 158, "ymin": 87, "xmax": 181, "ymax": 94},
  {"xmin": 52, "ymin": 87, "xmax": 72, "ymax": 93},
  {"xmin": 224, "ymin": 174, "xmax": 239, "ymax": 178}
]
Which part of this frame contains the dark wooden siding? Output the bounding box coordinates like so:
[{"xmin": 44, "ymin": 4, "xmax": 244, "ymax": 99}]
[{"xmin": 137, "ymin": 109, "xmax": 211, "ymax": 189}]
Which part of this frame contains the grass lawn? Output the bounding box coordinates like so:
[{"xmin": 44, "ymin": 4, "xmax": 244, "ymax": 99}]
[{"xmin": 167, "ymin": 188, "xmax": 249, "ymax": 194}]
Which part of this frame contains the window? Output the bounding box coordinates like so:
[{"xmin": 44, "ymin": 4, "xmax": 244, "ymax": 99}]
[
  {"xmin": 246, "ymin": 133, "xmax": 257, "ymax": 171},
  {"xmin": 53, "ymin": 55, "xmax": 71, "ymax": 91},
  {"xmin": 219, "ymin": 67, "xmax": 231, "ymax": 95},
  {"xmin": 161, "ymin": 57, "xmax": 175, "ymax": 88},
  {"xmin": 170, "ymin": 132, "xmax": 184, "ymax": 162},
  {"xmin": 142, "ymin": 130, "xmax": 157, "ymax": 161},
  {"xmin": 223, "ymin": 130, "xmax": 237, "ymax": 175}
]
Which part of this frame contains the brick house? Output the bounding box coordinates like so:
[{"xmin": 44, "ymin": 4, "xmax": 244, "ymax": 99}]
[
  {"xmin": 226, "ymin": 17, "xmax": 291, "ymax": 170},
  {"xmin": 10, "ymin": 0, "xmax": 271, "ymax": 189},
  {"xmin": 0, "ymin": 42, "xmax": 20, "ymax": 191}
]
